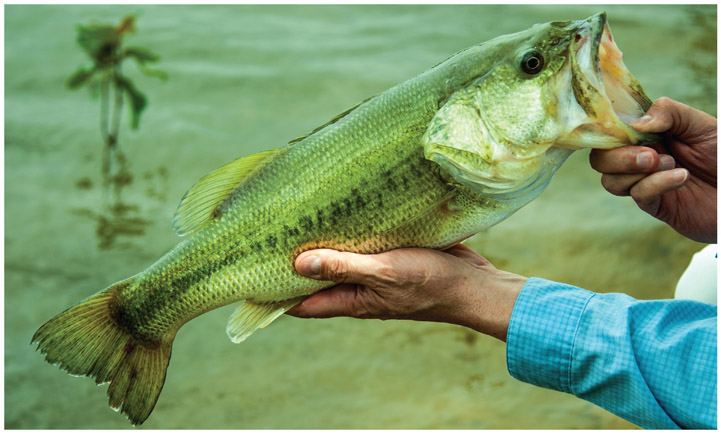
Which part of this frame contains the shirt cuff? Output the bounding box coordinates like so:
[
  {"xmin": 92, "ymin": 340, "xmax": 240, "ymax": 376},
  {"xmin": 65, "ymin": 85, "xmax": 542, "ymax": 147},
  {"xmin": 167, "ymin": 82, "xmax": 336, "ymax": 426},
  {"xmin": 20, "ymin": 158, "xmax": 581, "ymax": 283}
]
[{"xmin": 506, "ymin": 277, "xmax": 595, "ymax": 394}]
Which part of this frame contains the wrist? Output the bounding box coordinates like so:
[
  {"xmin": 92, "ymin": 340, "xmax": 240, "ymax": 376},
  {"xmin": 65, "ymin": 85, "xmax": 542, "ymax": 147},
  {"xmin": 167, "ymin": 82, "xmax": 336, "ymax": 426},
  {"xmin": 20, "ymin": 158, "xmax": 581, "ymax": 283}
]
[{"xmin": 456, "ymin": 268, "xmax": 527, "ymax": 341}]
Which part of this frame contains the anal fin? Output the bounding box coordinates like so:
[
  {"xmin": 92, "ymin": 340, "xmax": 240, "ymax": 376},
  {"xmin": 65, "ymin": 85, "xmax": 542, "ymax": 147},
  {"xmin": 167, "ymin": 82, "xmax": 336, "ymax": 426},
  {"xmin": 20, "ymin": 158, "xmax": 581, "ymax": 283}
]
[{"xmin": 226, "ymin": 297, "xmax": 304, "ymax": 343}]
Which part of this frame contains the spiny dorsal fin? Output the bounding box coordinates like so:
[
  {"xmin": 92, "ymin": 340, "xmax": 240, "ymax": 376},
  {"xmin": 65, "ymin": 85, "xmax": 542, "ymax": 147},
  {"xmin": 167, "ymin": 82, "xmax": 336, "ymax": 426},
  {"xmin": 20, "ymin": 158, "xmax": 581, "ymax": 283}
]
[
  {"xmin": 288, "ymin": 95, "xmax": 375, "ymax": 146},
  {"xmin": 226, "ymin": 298, "xmax": 304, "ymax": 343},
  {"xmin": 173, "ymin": 148, "xmax": 285, "ymax": 236}
]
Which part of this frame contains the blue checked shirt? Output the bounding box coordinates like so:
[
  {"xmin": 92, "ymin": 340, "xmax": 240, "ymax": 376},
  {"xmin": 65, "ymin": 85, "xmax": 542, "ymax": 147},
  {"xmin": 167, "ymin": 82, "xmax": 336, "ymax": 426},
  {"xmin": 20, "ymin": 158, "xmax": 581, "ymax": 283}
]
[{"xmin": 506, "ymin": 277, "xmax": 717, "ymax": 429}]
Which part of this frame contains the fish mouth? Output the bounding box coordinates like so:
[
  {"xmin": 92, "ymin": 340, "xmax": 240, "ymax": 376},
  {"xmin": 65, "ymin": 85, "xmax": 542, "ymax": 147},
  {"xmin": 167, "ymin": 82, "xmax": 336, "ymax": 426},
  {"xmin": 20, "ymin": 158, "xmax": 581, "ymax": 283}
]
[{"xmin": 559, "ymin": 12, "xmax": 657, "ymax": 149}]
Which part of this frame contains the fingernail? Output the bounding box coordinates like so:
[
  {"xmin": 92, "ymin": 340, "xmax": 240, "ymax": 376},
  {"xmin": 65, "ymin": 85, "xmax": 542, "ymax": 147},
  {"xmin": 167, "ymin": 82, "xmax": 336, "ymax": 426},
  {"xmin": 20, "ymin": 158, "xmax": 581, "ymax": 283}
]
[
  {"xmin": 299, "ymin": 255, "xmax": 322, "ymax": 277},
  {"xmin": 659, "ymin": 154, "xmax": 675, "ymax": 170},
  {"xmin": 631, "ymin": 114, "xmax": 653, "ymax": 126},
  {"xmin": 636, "ymin": 151, "xmax": 654, "ymax": 170},
  {"xmin": 672, "ymin": 169, "xmax": 688, "ymax": 183}
]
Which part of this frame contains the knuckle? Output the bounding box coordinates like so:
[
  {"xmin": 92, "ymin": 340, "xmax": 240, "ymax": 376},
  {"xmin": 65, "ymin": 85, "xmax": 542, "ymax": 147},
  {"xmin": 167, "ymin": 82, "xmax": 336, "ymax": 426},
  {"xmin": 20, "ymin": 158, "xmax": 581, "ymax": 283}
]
[
  {"xmin": 372, "ymin": 261, "xmax": 399, "ymax": 286},
  {"xmin": 323, "ymin": 256, "xmax": 349, "ymax": 283},
  {"xmin": 588, "ymin": 149, "xmax": 607, "ymax": 172},
  {"xmin": 588, "ymin": 150, "xmax": 598, "ymax": 170},
  {"xmin": 601, "ymin": 175, "xmax": 628, "ymax": 196},
  {"xmin": 655, "ymin": 96, "xmax": 673, "ymax": 107},
  {"xmin": 413, "ymin": 266, "xmax": 433, "ymax": 287},
  {"xmin": 350, "ymin": 286, "xmax": 382, "ymax": 319},
  {"xmin": 352, "ymin": 300, "xmax": 374, "ymax": 319},
  {"xmin": 629, "ymin": 186, "xmax": 651, "ymax": 207},
  {"xmin": 370, "ymin": 256, "xmax": 427, "ymax": 288},
  {"xmin": 649, "ymin": 97, "xmax": 677, "ymax": 127},
  {"xmin": 600, "ymin": 174, "xmax": 615, "ymax": 191}
]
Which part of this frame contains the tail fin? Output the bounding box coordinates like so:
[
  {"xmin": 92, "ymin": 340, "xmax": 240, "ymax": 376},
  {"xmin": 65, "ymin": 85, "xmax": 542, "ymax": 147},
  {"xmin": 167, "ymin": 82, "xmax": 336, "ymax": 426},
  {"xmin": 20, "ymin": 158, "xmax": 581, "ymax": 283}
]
[{"xmin": 31, "ymin": 278, "xmax": 172, "ymax": 425}]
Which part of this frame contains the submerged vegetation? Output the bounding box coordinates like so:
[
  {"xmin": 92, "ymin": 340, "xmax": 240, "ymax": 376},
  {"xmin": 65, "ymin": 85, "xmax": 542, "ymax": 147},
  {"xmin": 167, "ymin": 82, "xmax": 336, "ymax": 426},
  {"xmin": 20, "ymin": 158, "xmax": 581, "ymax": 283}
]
[{"xmin": 67, "ymin": 15, "xmax": 166, "ymax": 248}]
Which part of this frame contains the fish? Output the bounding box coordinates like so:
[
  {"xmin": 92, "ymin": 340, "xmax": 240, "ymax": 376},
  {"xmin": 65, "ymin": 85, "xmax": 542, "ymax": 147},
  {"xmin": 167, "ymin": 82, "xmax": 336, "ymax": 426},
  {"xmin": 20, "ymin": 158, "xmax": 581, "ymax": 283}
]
[{"xmin": 32, "ymin": 12, "xmax": 657, "ymax": 425}]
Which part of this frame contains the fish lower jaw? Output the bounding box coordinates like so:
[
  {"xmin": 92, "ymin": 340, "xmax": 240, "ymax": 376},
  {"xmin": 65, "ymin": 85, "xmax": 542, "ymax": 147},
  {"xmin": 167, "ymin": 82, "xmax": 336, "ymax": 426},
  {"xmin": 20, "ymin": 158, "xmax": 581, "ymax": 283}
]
[{"xmin": 556, "ymin": 123, "xmax": 649, "ymax": 150}]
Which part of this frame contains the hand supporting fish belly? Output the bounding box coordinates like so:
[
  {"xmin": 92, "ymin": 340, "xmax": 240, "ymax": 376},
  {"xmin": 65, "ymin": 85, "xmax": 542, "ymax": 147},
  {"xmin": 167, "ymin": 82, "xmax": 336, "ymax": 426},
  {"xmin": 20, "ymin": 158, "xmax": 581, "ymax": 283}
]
[{"xmin": 32, "ymin": 12, "xmax": 658, "ymax": 425}]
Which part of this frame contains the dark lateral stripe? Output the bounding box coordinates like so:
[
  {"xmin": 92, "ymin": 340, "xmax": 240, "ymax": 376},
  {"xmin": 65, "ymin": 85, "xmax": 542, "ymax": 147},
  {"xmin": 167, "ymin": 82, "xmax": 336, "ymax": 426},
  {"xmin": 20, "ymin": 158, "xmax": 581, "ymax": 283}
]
[
  {"xmin": 121, "ymin": 151, "xmax": 439, "ymax": 334},
  {"xmin": 125, "ymin": 242, "xmax": 248, "ymax": 333}
]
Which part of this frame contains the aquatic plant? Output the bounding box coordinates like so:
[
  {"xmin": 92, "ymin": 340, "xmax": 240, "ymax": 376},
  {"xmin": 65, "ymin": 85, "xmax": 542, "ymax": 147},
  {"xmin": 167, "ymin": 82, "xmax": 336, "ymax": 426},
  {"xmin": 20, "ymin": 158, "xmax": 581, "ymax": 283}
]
[{"xmin": 67, "ymin": 15, "xmax": 166, "ymax": 248}]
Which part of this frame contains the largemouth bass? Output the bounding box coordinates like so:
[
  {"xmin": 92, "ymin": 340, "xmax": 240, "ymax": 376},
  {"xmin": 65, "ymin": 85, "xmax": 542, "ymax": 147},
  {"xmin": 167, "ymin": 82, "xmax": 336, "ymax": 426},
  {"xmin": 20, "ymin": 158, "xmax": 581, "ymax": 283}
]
[{"xmin": 33, "ymin": 13, "xmax": 657, "ymax": 425}]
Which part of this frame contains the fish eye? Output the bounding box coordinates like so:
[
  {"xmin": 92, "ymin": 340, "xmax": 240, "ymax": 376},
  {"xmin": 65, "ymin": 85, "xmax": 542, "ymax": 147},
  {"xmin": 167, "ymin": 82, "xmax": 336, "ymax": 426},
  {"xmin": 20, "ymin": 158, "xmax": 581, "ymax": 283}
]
[{"xmin": 520, "ymin": 50, "xmax": 545, "ymax": 75}]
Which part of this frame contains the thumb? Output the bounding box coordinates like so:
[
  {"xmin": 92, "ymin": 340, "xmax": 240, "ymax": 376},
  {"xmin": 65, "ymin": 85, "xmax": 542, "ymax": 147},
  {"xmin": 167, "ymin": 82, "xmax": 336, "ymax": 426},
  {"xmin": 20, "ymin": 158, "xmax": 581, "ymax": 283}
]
[
  {"xmin": 295, "ymin": 249, "xmax": 388, "ymax": 286},
  {"xmin": 631, "ymin": 97, "xmax": 714, "ymax": 139}
]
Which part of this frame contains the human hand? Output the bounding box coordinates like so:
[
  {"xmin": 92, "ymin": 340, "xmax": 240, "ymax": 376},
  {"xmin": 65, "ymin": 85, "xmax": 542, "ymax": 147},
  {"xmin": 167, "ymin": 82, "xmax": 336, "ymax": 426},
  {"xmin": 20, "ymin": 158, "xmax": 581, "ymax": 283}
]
[
  {"xmin": 287, "ymin": 244, "xmax": 527, "ymax": 341},
  {"xmin": 589, "ymin": 97, "xmax": 717, "ymax": 243}
]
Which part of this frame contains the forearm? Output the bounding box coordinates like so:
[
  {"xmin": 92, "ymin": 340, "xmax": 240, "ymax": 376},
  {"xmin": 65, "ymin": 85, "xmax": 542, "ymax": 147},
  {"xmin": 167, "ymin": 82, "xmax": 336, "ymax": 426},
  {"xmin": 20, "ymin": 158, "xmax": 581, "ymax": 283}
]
[
  {"xmin": 291, "ymin": 246, "xmax": 716, "ymax": 429},
  {"xmin": 506, "ymin": 278, "xmax": 717, "ymax": 429}
]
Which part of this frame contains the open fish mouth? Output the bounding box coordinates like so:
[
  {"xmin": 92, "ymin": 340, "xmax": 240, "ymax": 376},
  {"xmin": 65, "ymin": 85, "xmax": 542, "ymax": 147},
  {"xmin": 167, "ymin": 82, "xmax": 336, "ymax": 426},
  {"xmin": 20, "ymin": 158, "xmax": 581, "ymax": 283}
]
[
  {"xmin": 560, "ymin": 12, "xmax": 656, "ymax": 148},
  {"xmin": 595, "ymin": 18, "xmax": 653, "ymax": 124}
]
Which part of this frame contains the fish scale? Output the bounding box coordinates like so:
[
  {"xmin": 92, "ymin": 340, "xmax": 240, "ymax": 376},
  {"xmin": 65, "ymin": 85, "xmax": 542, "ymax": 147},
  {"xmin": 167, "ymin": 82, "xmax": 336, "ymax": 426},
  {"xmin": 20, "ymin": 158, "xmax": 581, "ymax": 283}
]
[
  {"xmin": 125, "ymin": 141, "xmax": 448, "ymax": 334},
  {"xmin": 32, "ymin": 13, "xmax": 658, "ymax": 425}
]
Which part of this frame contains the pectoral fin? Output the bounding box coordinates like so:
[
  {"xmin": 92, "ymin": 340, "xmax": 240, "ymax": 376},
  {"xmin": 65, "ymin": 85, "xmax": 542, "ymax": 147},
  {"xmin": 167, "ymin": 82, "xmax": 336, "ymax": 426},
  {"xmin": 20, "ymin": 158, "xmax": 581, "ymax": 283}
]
[
  {"xmin": 226, "ymin": 298, "xmax": 304, "ymax": 343},
  {"xmin": 386, "ymin": 187, "xmax": 460, "ymax": 232}
]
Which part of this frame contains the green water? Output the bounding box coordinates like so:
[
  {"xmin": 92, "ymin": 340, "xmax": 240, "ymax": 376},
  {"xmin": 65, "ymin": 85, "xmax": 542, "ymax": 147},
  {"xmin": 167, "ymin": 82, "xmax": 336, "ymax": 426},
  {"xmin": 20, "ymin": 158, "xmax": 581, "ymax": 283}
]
[{"xmin": 5, "ymin": 4, "xmax": 715, "ymax": 429}]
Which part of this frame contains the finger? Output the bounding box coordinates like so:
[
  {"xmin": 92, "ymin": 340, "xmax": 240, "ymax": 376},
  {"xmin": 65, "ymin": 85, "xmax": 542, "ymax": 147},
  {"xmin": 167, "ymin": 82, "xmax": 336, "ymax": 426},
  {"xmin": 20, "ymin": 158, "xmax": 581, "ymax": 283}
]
[
  {"xmin": 295, "ymin": 249, "xmax": 390, "ymax": 286},
  {"xmin": 601, "ymin": 173, "xmax": 646, "ymax": 196},
  {"xmin": 600, "ymin": 155, "xmax": 676, "ymax": 196},
  {"xmin": 629, "ymin": 168, "xmax": 689, "ymax": 213},
  {"xmin": 589, "ymin": 146, "xmax": 660, "ymax": 174},
  {"xmin": 286, "ymin": 284, "xmax": 359, "ymax": 318},
  {"xmin": 631, "ymin": 97, "xmax": 716, "ymax": 139},
  {"xmin": 630, "ymin": 97, "xmax": 684, "ymax": 135}
]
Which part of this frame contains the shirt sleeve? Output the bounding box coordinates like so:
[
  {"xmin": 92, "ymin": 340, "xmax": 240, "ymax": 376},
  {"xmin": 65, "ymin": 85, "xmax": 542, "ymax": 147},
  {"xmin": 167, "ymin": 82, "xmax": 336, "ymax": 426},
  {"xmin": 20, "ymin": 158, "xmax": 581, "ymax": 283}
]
[{"xmin": 506, "ymin": 277, "xmax": 717, "ymax": 429}]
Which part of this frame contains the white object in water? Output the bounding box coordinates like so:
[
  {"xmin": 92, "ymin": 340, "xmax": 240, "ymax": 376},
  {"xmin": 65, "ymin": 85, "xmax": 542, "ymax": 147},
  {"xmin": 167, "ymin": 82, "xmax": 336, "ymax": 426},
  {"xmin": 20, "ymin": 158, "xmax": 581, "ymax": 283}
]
[{"xmin": 674, "ymin": 244, "xmax": 717, "ymax": 305}]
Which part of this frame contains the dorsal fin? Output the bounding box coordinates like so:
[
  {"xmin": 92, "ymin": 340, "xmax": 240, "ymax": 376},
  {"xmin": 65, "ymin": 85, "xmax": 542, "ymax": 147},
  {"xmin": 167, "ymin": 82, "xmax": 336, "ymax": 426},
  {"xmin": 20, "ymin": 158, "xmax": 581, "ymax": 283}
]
[
  {"xmin": 288, "ymin": 95, "xmax": 375, "ymax": 146},
  {"xmin": 172, "ymin": 148, "xmax": 285, "ymax": 236}
]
